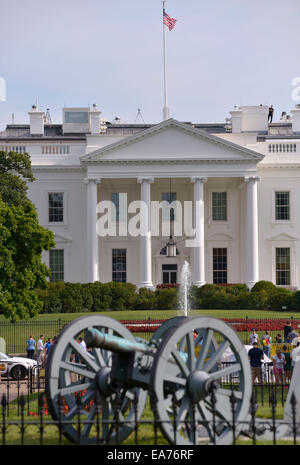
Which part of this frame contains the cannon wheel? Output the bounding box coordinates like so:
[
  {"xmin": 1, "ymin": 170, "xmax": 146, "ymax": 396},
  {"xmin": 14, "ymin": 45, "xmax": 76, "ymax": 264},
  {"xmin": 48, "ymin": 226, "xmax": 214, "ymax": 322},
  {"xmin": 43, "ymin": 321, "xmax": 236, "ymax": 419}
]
[
  {"xmin": 45, "ymin": 315, "xmax": 147, "ymax": 445},
  {"xmin": 150, "ymin": 316, "xmax": 251, "ymax": 445},
  {"xmin": 150, "ymin": 316, "xmax": 186, "ymax": 347}
]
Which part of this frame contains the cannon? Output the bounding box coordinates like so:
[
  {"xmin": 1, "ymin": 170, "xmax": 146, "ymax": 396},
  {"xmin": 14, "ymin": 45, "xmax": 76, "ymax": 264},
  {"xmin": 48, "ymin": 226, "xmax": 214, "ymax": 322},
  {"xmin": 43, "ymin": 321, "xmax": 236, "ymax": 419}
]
[{"xmin": 45, "ymin": 315, "xmax": 252, "ymax": 445}]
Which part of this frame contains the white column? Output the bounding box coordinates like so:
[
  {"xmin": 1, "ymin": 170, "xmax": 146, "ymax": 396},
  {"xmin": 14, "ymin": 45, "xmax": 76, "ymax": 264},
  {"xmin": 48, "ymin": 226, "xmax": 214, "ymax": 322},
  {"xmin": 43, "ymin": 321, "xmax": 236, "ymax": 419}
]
[
  {"xmin": 138, "ymin": 177, "xmax": 154, "ymax": 289},
  {"xmin": 191, "ymin": 177, "xmax": 207, "ymax": 287},
  {"xmin": 244, "ymin": 176, "xmax": 260, "ymax": 289},
  {"xmin": 85, "ymin": 178, "xmax": 101, "ymax": 283}
]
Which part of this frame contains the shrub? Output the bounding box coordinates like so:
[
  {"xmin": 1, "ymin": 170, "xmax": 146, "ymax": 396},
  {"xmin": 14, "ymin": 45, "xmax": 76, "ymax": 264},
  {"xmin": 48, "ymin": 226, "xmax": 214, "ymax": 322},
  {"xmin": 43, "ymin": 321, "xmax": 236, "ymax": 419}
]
[
  {"xmin": 251, "ymin": 280, "xmax": 276, "ymax": 294},
  {"xmin": 198, "ymin": 289, "xmax": 233, "ymax": 310},
  {"xmin": 155, "ymin": 288, "xmax": 178, "ymax": 310},
  {"xmin": 292, "ymin": 291, "xmax": 300, "ymax": 311},
  {"xmin": 135, "ymin": 288, "xmax": 157, "ymax": 310},
  {"xmin": 268, "ymin": 288, "xmax": 294, "ymax": 311},
  {"xmin": 108, "ymin": 282, "xmax": 137, "ymax": 310},
  {"xmin": 88, "ymin": 282, "xmax": 112, "ymax": 311},
  {"xmin": 42, "ymin": 290, "xmax": 63, "ymax": 313},
  {"xmin": 61, "ymin": 283, "xmax": 87, "ymax": 313},
  {"xmin": 223, "ymin": 284, "xmax": 249, "ymax": 295}
]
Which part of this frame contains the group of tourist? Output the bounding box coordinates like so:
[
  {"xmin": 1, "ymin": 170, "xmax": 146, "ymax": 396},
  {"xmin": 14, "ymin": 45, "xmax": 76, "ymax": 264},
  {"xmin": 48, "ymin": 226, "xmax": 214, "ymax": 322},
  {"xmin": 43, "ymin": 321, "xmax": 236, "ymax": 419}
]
[
  {"xmin": 26, "ymin": 334, "xmax": 57, "ymax": 367},
  {"xmin": 248, "ymin": 321, "xmax": 300, "ymax": 384}
]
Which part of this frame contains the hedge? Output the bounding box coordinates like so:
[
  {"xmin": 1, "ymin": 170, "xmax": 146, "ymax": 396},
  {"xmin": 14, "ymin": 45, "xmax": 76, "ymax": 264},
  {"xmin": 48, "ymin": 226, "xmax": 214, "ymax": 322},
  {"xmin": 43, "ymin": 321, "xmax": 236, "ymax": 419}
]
[{"xmin": 33, "ymin": 280, "xmax": 300, "ymax": 314}]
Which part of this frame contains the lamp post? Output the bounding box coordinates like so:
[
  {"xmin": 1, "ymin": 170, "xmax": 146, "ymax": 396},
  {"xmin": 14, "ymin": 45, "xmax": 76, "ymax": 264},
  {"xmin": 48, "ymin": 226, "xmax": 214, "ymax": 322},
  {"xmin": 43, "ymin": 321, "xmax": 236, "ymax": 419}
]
[{"xmin": 165, "ymin": 178, "xmax": 177, "ymax": 257}]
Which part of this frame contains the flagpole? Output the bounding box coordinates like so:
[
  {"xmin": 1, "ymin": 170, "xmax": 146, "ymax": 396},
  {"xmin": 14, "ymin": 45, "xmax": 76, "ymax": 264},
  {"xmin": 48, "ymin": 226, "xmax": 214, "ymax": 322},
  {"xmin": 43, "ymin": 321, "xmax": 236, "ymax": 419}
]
[{"xmin": 162, "ymin": 0, "xmax": 169, "ymax": 121}]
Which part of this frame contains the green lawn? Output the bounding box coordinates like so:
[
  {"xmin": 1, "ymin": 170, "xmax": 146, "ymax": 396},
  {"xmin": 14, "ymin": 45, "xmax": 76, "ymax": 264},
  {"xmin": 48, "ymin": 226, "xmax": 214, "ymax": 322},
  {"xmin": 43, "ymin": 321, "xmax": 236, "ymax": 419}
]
[{"xmin": 1, "ymin": 308, "xmax": 298, "ymax": 322}]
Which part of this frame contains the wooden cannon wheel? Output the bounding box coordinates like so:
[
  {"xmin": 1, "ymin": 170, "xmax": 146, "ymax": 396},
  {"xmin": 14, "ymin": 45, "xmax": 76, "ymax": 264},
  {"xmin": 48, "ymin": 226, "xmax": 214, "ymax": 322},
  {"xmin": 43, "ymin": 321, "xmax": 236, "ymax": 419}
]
[
  {"xmin": 150, "ymin": 316, "xmax": 251, "ymax": 445},
  {"xmin": 45, "ymin": 315, "xmax": 147, "ymax": 444}
]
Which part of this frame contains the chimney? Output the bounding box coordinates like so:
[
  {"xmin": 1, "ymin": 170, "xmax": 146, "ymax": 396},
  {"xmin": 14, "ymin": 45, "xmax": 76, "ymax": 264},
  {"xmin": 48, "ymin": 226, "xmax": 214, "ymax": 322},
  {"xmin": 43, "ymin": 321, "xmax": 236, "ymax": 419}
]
[
  {"xmin": 90, "ymin": 104, "xmax": 101, "ymax": 134},
  {"xmin": 229, "ymin": 105, "xmax": 268, "ymax": 133},
  {"xmin": 291, "ymin": 104, "xmax": 300, "ymax": 133},
  {"xmin": 229, "ymin": 106, "xmax": 242, "ymax": 133},
  {"xmin": 28, "ymin": 105, "xmax": 44, "ymax": 135}
]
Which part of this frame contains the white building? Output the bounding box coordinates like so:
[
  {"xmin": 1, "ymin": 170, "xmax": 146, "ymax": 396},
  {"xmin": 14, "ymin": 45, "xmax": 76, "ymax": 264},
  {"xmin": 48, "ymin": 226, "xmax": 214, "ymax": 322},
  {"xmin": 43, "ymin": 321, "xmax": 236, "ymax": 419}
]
[{"xmin": 1, "ymin": 103, "xmax": 300, "ymax": 290}]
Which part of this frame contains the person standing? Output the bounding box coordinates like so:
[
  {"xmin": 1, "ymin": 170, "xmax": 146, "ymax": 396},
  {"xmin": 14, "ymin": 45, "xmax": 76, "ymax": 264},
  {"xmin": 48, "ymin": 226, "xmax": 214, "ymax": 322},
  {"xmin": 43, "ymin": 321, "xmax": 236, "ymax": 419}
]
[
  {"xmin": 37, "ymin": 335, "xmax": 45, "ymax": 367},
  {"xmin": 284, "ymin": 321, "xmax": 293, "ymax": 343},
  {"xmin": 249, "ymin": 328, "xmax": 259, "ymax": 345},
  {"xmin": 282, "ymin": 345, "xmax": 292, "ymax": 383},
  {"xmin": 291, "ymin": 341, "xmax": 300, "ymax": 374},
  {"xmin": 268, "ymin": 105, "xmax": 274, "ymax": 123},
  {"xmin": 287, "ymin": 328, "xmax": 298, "ymax": 345},
  {"xmin": 248, "ymin": 342, "xmax": 264, "ymax": 384},
  {"xmin": 272, "ymin": 349, "xmax": 286, "ymax": 384},
  {"xmin": 26, "ymin": 335, "xmax": 36, "ymax": 359},
  {"xmin": 79, "ymin": 337, "xmax": 87, "ymax": 351},
  {"xmin": 261, "ymin": 331, "xmax": 272, "ymax": 358}
]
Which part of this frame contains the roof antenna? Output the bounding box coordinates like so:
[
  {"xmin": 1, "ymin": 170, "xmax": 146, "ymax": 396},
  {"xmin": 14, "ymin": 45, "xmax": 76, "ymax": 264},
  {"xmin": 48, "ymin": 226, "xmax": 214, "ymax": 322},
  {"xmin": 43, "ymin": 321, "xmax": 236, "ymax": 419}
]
[{"xmin": 135, "ymin": 108, "xmax": 145, "ymax": 123}]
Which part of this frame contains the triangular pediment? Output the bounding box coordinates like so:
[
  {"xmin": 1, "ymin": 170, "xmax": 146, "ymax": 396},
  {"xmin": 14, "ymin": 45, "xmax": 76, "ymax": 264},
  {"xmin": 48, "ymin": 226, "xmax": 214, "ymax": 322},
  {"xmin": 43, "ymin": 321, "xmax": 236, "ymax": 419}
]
[
  {"xmin": 81, "ymin": 119, "xmax": 264, "ymax": 164},
  {"xmin": 268, "ymin": 233, "xmax": 298, "ymax": 242},
  {"xmin": 53, "ymin": 233, "xmax": 72, "ymax": 244}
]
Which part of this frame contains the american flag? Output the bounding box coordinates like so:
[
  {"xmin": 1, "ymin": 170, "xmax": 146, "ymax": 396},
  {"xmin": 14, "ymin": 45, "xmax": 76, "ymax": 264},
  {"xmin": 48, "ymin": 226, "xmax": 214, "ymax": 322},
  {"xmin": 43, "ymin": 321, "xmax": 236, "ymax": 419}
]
[{"xmin": 163, "ymin": 9, "xmax": 177, "ymax": 31}]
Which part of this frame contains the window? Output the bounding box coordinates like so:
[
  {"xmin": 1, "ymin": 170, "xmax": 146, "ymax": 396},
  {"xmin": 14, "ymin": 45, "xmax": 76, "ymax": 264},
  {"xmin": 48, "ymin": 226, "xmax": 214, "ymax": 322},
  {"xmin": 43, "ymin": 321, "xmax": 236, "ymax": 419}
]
[
  {"xmin": 276, "ymin": 248, "xmax": 290, "ymax": 285},
  {"xmin": 162, "ymin": 192, "xmax": 176, "ymax": 221},
  {"xmin": 49, "ymin": 249, "xmax": 64, "ymax": 282},
  {"xmin": 212, "ymin": 192, "xmax": 227, "ymax": 221},
  {"xmin": 111, "ymin": 193, "xmax": 127, "ymax": 223},
  {"xmin": 48, "ymin": 193, "xmax": 64, "ymax": 222},
  {"xmin": 64, "ymin": 111, "xmax": 89, "ymax": 123},
  {"xmin": 162, "ymin": 264, "xmax": 177, "ymax": 284},
  {"xmin": 112, "ymin": 249, "xmax": 126, "ymax": 282},
  {"xmin": 213, "ymin": 248, "xmax": 227, "ymax": 284},
  {"xmin": 275, "ymin": 192, "xmax": 290, "ymax": 221}
]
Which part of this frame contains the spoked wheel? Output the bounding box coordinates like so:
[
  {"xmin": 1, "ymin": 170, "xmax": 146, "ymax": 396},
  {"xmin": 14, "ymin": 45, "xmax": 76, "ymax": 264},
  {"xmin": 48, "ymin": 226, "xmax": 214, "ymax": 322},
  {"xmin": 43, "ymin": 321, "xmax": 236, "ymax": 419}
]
[
  {"xmin": 150, "ymin": 316, "xmax": 251, "ymax": 445},
  {"xmin": 45, "ymin": 315, "xmax": 147, "ymax": 444}
]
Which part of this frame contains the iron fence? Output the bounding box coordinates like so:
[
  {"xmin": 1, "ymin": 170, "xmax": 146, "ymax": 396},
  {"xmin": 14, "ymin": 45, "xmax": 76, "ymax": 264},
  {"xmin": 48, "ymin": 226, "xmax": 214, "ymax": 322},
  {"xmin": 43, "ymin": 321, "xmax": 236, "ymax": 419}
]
[
  {"xmin": 1, "ymin": 316, "xmax": 300, "ymax": 355},
  {"xmin": 0, "ymin": 381, "xmax": 299, "ymax": 445}
]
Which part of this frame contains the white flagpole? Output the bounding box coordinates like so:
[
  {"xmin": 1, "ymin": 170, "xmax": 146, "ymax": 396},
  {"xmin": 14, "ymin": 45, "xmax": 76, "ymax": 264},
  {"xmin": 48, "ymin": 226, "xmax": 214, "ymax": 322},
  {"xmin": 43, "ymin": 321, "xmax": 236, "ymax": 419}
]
[{"xmin": 162, "ymin": 0, "xmax": 169, "ymax": 121}]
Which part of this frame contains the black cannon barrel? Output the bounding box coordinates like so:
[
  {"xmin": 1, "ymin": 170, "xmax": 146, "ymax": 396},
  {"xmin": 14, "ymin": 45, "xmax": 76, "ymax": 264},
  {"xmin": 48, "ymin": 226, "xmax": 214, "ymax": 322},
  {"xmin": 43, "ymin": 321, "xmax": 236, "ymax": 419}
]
[{"xmin": 84, "ymin": 328, "xmax": 150, "ymax": 354}]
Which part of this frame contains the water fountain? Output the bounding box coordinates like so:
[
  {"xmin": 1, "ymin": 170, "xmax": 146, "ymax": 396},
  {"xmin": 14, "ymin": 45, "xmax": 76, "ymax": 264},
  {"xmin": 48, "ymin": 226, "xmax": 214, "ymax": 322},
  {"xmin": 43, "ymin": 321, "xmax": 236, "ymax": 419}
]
[{"xmin": 178, "ymin": 260, "xmax": 192, "ymax": 317}]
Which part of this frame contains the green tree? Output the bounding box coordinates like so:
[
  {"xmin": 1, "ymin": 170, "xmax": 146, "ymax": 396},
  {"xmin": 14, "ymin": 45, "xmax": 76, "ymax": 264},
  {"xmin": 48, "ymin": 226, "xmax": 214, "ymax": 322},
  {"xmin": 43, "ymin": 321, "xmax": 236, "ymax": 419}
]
[
  {"xmin": 0, "ymin": 150, "xmax": 35, "ymax": 206},
  {"xmin": 0, "ymin": 151, "xmax": 55, "ymax": 319}
]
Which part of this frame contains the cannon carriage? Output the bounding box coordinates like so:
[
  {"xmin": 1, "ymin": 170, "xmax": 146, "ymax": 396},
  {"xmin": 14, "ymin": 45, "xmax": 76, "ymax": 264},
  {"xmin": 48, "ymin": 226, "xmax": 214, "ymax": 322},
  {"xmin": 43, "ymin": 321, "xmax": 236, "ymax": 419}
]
[{"xmin": 45, "ymin": 315, "xmax": 252, "ymax": 445}]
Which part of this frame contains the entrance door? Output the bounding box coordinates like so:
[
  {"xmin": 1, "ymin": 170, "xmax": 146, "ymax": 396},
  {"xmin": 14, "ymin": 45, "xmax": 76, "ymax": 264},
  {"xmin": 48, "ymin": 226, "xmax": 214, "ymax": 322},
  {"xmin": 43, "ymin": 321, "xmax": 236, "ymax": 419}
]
[{"xmin": 162, "ymin": 264, "xmax": 178, "ymax": 284}]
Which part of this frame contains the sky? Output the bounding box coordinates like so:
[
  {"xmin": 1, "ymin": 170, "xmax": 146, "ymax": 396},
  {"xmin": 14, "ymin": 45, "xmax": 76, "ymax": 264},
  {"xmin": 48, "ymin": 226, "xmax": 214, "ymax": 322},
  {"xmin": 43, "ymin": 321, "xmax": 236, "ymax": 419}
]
[{"xmin": 0, "ymin": 0, "xmax": 299, "ymax": 130}]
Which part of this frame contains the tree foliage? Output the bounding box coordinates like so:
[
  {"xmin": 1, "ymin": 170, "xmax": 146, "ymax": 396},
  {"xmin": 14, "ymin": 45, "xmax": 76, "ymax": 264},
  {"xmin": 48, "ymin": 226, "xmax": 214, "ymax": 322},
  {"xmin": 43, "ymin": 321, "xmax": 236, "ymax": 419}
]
[{"xmin": 0, "ymin": 151, "xmax": 55, "ymax": 319}]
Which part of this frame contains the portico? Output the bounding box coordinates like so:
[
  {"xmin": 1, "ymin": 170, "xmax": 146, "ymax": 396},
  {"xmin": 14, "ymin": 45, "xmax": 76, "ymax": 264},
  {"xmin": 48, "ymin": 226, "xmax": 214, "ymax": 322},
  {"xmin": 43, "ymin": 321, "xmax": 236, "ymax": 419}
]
[{"xmin": 81, "ymin": 119, "xmax": 264, "ymax": 289}]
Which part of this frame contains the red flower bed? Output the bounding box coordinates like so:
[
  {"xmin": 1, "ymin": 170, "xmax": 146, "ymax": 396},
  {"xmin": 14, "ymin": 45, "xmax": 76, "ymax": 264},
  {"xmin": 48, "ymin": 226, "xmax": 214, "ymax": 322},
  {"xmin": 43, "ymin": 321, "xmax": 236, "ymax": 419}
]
[{"xmin": 121, "ymin": 318, "xmax": 300, "ymax": 334}]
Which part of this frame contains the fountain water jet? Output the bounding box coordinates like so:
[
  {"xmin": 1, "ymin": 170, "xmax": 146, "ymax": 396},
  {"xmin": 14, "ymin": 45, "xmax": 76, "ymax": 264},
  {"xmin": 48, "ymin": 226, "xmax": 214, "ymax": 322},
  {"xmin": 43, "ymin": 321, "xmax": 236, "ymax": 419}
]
[{"xmin": 178, "ymin": 261, "xmax": 192, "ymax": 317}]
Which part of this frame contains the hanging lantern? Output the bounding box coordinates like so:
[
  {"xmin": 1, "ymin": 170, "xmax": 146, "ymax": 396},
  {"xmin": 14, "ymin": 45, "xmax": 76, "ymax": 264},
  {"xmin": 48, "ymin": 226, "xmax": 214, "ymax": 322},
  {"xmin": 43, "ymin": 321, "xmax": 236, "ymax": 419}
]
[{"xmin": 166, "ymin": 235, "xmax": 177, "ymax": 257}]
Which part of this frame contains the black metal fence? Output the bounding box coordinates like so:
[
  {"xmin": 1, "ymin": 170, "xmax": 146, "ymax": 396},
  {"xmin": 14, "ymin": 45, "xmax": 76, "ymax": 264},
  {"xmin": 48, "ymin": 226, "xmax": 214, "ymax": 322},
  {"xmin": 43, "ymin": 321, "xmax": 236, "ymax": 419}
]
[
  {"xmin": 0, "ymin": 366, "xmax": 299, "ymax": 445},
  {"xmin": 1, "ymin": 316, "xmax": 300, "ymax": 355},
  {"xmin": 0, "ymin": 385, "xmax": 299, "ymax": 446},
  {"xmin": 0, "ymin": 319, "xmax": 67, "ymax": 354}
]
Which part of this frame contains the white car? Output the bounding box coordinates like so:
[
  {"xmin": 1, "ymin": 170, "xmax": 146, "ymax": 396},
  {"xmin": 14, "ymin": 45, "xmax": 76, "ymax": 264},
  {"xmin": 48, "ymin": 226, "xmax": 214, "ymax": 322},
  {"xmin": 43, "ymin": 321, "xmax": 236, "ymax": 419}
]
[{"xmin": 0, "ymin": 352, "xmax": 38, "ymax": 380}]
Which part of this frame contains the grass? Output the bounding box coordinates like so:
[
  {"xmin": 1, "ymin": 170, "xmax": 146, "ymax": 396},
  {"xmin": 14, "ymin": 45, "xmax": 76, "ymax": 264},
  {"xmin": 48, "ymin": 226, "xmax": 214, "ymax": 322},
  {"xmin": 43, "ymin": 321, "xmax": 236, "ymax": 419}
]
[{"xmin": 1, "ymin": 308, "xmax": 299, "ymax": 322}]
